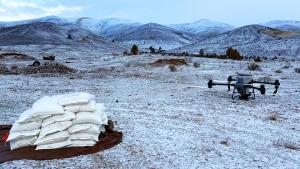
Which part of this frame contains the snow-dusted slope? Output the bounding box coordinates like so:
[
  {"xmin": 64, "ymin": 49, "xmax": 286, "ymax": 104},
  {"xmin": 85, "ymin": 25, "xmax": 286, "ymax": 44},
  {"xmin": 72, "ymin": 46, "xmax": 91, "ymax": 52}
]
[
  {"xmin": 0, "ymin": 22, "xmax": 124, "ymax": 52},
  {"xmin": 172, "ymin": 24, "xmax": 300, "ymax": 58},
  {"xmin": 263, "ymin": 20, "xmax": 300, "ymax": 32},
  {"xmin": 0, "ymin": 16, "xmax": 72, "ymax": 27},
  {"xmin": 170, "ymin": 19, "xmax": 235, "ymax": 39},
  {"xmin": 76, "ymin": 18, "xmax": 142, "ymax": 40},
  {"xmin": 116, "ymin": 23, "xmax": 197, "ymax": 50}
]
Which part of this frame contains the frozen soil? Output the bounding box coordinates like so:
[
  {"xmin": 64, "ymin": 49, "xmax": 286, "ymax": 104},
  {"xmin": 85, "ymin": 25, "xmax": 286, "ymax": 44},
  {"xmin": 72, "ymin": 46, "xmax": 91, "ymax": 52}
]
[{"xmin": 0, "ymin": 51, "xmax": 300, "ymax": 169}]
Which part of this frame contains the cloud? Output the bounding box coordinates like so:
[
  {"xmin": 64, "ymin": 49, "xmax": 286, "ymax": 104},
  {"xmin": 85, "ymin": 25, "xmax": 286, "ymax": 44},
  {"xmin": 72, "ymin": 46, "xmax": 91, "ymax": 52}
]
[
  {"xmin": 0, "ymin": 0, "xmax": 83, "ymax": 21},
  {"xmin": 42, "ymin": 5, "xmax": 82, "ymax": 15}
]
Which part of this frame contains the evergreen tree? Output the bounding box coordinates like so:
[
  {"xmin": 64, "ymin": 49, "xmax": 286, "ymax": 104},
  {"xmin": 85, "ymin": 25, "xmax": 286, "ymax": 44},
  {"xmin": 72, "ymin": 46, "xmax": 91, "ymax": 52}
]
[
  {"xmin": 149, "ymin": 46, "xmax": 155, "ymax": 53},
  {"xmin": 226, "ymin": 48, "xmax": 243, "ymax": 60},
  {"xmin": 131, "ymin": 45, "xmax": 139, "ymax": 55}
]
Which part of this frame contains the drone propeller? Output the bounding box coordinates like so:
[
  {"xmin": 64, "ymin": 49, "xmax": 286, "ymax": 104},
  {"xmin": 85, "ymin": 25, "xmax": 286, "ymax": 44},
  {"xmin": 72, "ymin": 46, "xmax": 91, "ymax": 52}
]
[{"xmin": 273, "ymin": 80, "xmax": 280, "ymax": 94}]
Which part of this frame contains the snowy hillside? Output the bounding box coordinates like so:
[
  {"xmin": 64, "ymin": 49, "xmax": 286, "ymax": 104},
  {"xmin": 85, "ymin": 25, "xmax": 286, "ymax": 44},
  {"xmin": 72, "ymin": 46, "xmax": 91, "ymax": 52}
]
[
  {"xmin": 116, "ymin": 23, "xmax": 197, "ymax": 50},
  {"xmin": 0, "ymin": 22, "xmax": 124, "ymax": 52},
  {"xmin": 0, "ymin": 16, "xmax": 72, "ymax": 27},
  {"xmin": 76, "ymin": 18, "xmax": 142, "ymax": 40},
  {"xmin": 263, "ymin": 20, "xmax": 300, "ymax": 32},
  {"xmin": 172, "ymin": 24, "xmax": 300, "ymax": 58},
  {"xmin": 170, "ymin": 19, "xmax": 234, "ymax": 39}
]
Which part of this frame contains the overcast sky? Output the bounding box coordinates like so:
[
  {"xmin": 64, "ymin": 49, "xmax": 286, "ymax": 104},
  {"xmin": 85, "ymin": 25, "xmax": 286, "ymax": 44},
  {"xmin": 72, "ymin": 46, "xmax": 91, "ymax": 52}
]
[{"xmin": 0, "ymin": 0, "xmax": 299, "ymax": 26}]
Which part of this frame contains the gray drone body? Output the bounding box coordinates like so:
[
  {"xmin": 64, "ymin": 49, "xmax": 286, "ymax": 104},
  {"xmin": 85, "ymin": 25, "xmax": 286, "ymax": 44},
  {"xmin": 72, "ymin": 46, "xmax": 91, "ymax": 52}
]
[{"xmin": 208, "ymin": 74, "xmax": 280, "ymax": 100}]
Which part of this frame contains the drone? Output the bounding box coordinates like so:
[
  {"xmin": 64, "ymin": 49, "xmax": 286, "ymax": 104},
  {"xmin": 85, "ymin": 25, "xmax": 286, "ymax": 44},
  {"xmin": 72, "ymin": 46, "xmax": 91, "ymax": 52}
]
[{"xmin": 208, "ymin": 74, "xmax": 280, "ymax": 100}]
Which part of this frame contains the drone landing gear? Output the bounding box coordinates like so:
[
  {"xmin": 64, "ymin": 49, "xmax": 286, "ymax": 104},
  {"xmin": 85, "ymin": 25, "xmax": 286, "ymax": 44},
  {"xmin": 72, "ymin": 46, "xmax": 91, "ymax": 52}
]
[{"xmin": 232, "ymin": 87, "xmax": 255, "ymax": 100}]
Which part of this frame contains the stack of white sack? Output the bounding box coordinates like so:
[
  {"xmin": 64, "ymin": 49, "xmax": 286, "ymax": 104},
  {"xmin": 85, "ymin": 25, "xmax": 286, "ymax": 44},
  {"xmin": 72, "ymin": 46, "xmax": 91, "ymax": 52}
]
[{"xmin": 7, "ymin": 92, "xmax": 108, "ymax": 150}]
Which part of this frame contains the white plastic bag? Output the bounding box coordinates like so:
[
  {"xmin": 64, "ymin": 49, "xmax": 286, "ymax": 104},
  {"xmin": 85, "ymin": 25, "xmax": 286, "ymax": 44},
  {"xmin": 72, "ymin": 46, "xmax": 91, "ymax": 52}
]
[
  {"xmin": 96, "ymin": 103, "xmax": 108, "ymax": 125},
  {"xmin": 64, "ymin": 100, "xmax": 97, "ymax": 112},
  {"xmin": 42, "ymin": 111, "xmax": 75, "ymax": 127},
  {"xmin": 11, "ymin": 121, "xmax": 42, "ymax": 132},
  {"xmin": 54, "ymin": 92, "xmax": 95, "ymax": 106},
  {"xmin": 7, "ymin": 129, "xmax": 40, "ymax": 142},
  {"xmin": 72, "ymin": 112, "xmax": 102, "ymax": 125},
  {"xmin": 38, "ymin": 121, "xmax": 72, "ymax": 139},
  {"xmin": 17, "ymin": 109, "xmax": 50, "ymax": 123},
  {"xmin": 31, "ymin": 96, "xmax": 65, "ymax": 116},
  {"xmin": 68, "ymin": 123, "xmax": 100, "ymax": 134},
  {"xmin": 10, "ymin": 136, "xmax": 37, "ymax": 150},
  {"xmin": 68, "ymin": 140, "xmax": 97, "ymax": 147},
  {"xmin": 36, "ymin": 139, "xmax": 72, "ymax": 150},
  {"xmin": 34, "ymin": 131, "xmax": 69, "ymax": 146},
  {"xmin": 70, "ymin": 133, "xmax": 99, "ymax": 141}
]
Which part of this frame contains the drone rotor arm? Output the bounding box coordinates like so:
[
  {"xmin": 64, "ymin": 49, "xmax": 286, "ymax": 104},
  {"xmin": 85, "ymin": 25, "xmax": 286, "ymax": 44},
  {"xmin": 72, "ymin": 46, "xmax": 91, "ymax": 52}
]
[
  {"xmin": 208, "ymin": 80, "xmax": 235, "ymax": 91},
  {"xmin": 248, "ymin": 85, "xmax": 266, "ymax": 95},
  {"xmin": 252, "ymin": 80, "xmax": 280, "ymax": 94}
]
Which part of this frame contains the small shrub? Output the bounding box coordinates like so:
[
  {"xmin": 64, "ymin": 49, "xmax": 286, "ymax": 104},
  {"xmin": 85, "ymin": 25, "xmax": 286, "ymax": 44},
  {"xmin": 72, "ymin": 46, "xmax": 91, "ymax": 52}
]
[
  {"xmin": 248, "ymin": 62, "xmax": 260, "ymax": 71},
  {"xmin": 169, "ymin": 65, "xmax": 177, "ymax": 72},
  {"xmin": 254, "ymin": 57, "xmax": 262, "ymax": 62},
  {"xmin": 123, "ymin": 50, "xmax": 129, "ymax": 55},
  {"xmin": 274, "ymin": 140, "xmax": 300, "ymax": 151},
  {"xmin": 131, "ymin": 45, "xmax": 139, "ymax": 55},
  {"xmin": 226, "ymin": 47, "xmax": 243, "ymax": 60},
  {"xmin": 193, "ymin": 62, "xmax": 200, "ymax": 68},
  {"xmin": 275, "ymin": 69, "xmax": 283, "ymax": 73},
  {"xmin": 220, "ymin": 140, "xmax": 229, "ymax": 146},
  {"xmin": 149, "ymin": 46, "xmax": 155, "ymax": 53},
  {"xmin": 267, "ymin": 113, "xmax": 280, "ymax": 121},
  {"xmin": 295, "ymin": 68, "xmax": 300, "ymax": 73},
  {"xmin": 11, "ymin": 64, "xmax": 18, "ymax": 70},
  {"xmin": 43, "ymin": 55, "xmax": 55, "ymax": 61}
]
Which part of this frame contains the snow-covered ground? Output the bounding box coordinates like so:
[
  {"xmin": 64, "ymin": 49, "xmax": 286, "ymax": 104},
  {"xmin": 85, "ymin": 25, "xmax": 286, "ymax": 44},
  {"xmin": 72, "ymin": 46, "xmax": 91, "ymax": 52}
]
[{"xmin": 1, "ymin": 51, "xmax": 300, "ymax": 168}]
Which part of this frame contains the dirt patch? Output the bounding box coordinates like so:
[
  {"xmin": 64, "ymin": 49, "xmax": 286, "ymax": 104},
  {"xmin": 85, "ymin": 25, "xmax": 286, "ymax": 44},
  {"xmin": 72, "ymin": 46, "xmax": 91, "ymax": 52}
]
[
  {"xmin": 0, "ymin": 63, "xmax": 75, "ymax": 75},
  {"xmin": 274, "ymin": 140, "xmax": 300, "ymax": 151},
  {"xmin": 0, "ymin": 121, "xmax": 123, "ymax": 164},
  {"xmin": 0, "ymin": 52, "xmax": 36, "ymax": 62},
  {"xmin": 0, "ymin": 64, "xmax": 10, "ymax": 74},
  {"xmin": 150, "ymin": 58, "xmax": 188, "ymax": 67},
  {"xmin": 23, "ymin": 63, "xmax": 75, "ymax": 74},
  {"xmin": 261, "ymin": 28, "xmax": 299, "ymax": 38}
]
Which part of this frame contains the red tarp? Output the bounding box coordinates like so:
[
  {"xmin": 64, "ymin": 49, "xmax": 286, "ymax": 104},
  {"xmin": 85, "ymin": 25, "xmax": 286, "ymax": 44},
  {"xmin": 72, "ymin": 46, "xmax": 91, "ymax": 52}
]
[{"xmin": 0, "ymin": 125, "xmax": 122, "ymax": 164}]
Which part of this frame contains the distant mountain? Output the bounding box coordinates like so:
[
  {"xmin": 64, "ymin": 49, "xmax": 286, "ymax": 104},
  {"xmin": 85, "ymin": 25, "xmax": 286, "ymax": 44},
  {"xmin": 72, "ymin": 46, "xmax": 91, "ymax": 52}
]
[
  {"xmin": 76, "ymin": 18, "xmax": 142, "ymax": 40},
  {"xmin": 263, "ymin": 20, "xmax": 300, "ymax": 32},
  {"xmin": 115, "ymin": 23, "xmax": 197, "ymax": 50},
  {"xmin": 0, "ymin": 22, "xmax": 124, "ymax": 52},
  {"xmin": 0, "ymin": 16, "xmax": 71, "ymax": 27},
  {"xmin": 170, "ymin": 19, "xmax": 235, "ymax": 40},
  {"xmin": 172, "ymin": 24, "xmax": 300, "ymax": 58}
]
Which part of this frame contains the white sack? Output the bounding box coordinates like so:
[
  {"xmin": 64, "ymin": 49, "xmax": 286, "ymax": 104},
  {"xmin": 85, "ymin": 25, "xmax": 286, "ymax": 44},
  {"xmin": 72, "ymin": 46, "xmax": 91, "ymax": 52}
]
[
  {"xmin": 96, "ymin": 103, "xmax": 108, "ymax": 125},
  {"xmin": 17, "ymin": 97, "xmax": 64, "ymax": 123},
  {"xmin": 68, "ymin": 140, "xmax": 96, "ymax": 147},
  {"xmin": 79, "ymin": 127, "xmax": 101, "ymax": 135},
  {"xmin": 72, "ymin": 112, "xmax": 102, "ymax": 125},
  {"xmin": 34, "ymin": 131, "xmax": 69, "ymax": 146},
  {"xmin": 38, "ymin": 121, "xmax": 72, "ymax": 139},
  {"xmin": 7, "ymin": 129, "xmax": 40, "ymax": 142},
  {"xmin": 70, "ymin": 133, "xmax": 99, "ymax": 141},
  {"xmin": 54, "ymin": 92, "xmax": 95, "ymax": 106},
  {"xmin": 31, "ymin": 96, "xmax": 65, "ymax": 116},
  {"xmin": 10, "ymin": 136, "xmax": 37, "ymax": 150},
  {"xmin": 36, "ymin": 139, "xmax": 72, "ymax": 150},
  {"xmin": 17, "ymin": 109, "xmax": 50, "ymax": 124},
  {"xmin": 100, "ymin": 126, "xmax": 106, "ymax": 133},
  {"xmin": 68, "ymin": 123, "xmax": 100, "ymax": 134},
  {"xmin": 64, "ymin": 100, "xmax": 97, "ymax": 112},
  {"xmin": 42, "ymin": 111, "xmax": 75, "ymax": 127},
  {"xmin": 11, "ymin": 121, "xmax": 42, "ymax": 132}
]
